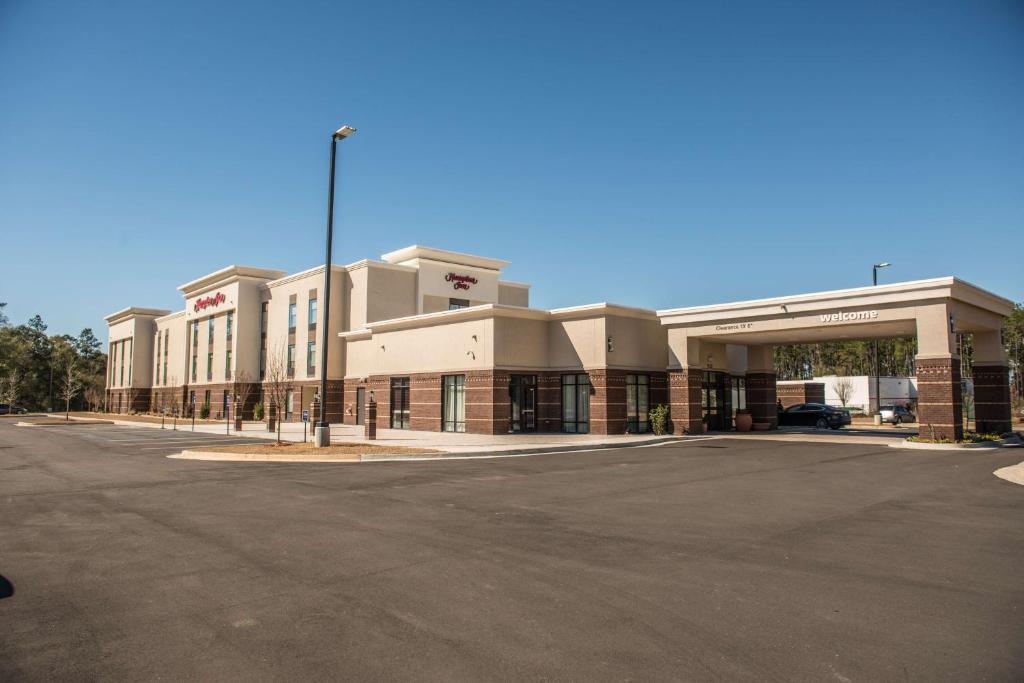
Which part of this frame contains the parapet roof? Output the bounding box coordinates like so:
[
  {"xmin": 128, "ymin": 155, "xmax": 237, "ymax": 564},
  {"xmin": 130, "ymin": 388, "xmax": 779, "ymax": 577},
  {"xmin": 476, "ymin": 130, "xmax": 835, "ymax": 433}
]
[{"xmin": 381, "ymin": 245, "xmax": 510, "ymax": 271}]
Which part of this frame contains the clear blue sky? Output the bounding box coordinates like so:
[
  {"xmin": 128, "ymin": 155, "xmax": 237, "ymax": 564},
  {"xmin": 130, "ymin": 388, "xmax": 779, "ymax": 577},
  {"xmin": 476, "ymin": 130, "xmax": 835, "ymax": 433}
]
[{"xmin": 1, "ymin": 0, "xmax": 1021, "ymax": 336}]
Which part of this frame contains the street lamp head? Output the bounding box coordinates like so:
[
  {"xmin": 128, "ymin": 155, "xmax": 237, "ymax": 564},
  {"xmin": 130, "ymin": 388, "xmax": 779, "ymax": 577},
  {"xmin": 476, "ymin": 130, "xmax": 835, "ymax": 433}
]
[
  {"xmin": 333, "ymin": 125, "xmax": 357, "ymax": 140},
  {"xmin": 875, "ymin": 262, "xmax": 891, "ymax": 268}
]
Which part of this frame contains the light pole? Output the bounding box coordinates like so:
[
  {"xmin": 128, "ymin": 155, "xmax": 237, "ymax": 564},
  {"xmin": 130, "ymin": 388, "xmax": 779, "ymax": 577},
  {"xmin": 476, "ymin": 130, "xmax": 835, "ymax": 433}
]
[
  {"xmin": 315, "ymin": 124, "xmax": 357, "ymax": 448},
  {"xmin": 872, "ymin": 262, "xmax": 891, "ymax": 416}
]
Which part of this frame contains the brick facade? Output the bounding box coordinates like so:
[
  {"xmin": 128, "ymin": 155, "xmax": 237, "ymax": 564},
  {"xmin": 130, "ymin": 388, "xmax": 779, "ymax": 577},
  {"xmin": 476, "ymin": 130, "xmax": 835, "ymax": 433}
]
[
  {"xmin": 746, "ymin": 372, "xmax": 778, "ymax": 429},
  {"xmin": 106, "ymin": 388, "xmax": 151, "ymax": 414},
  {"xmin": 349, "ymin": 369, "xmax": 667, "ymax": 436},
  {"xmin": 668, "ymin": 368, "xmax": 703, "ymax": 435},
  {"xmin": 915, "ymin": 357, "xmax": 962, "ymax": 442},
  {"xmin": 972, "ymin": 364, "xmax": 1011, "ymax": 434},
  {"xmin": 776, "ymin": 382, "xmax": 825, "ymax": 408}
]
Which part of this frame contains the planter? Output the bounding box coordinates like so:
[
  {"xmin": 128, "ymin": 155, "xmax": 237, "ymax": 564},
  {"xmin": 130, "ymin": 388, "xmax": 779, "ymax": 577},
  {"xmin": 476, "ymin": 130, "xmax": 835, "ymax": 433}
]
[
  {"xmin": 752, "ymin": 422, "xmax": 772, "ymax": 431},
  {"xmin": 735, "ymin": 411, "xmax": 753, "ymax": 432}
]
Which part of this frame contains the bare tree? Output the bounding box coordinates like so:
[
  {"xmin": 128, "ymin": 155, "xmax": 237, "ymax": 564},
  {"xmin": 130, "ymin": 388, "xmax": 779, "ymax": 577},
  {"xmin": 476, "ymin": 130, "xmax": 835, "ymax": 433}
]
[
  {"xmin": 58, "ymin": 357, "xmax": 83, "ymax": 420},
  {"xmin": 0, "ymin": 368, "xmax": 25, "ymax": 413},
  {"xmin": 832, "ymin": 376, "xmax": 854, "ymax": 408},
  {"xmin": 235, "ymin": 369, "xmax": 255, "ymax": 420},
  {"xmin": 263, "ymin": 342, "xmax": 291, "ymax": 443},
  {"xmin": 83, "ymin": 385, "xmax": 103, "ymax": 413}
]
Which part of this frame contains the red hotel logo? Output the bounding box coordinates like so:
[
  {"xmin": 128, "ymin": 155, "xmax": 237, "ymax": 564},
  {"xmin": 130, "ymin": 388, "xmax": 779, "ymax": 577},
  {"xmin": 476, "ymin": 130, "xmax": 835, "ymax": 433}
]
[
  {"xmin": 193, "ymin": 292, "xmax": 226, "ymax": 312},
  {"xmin": 445, "ymin": 273, "xmax": 478, "ymax": 291}
]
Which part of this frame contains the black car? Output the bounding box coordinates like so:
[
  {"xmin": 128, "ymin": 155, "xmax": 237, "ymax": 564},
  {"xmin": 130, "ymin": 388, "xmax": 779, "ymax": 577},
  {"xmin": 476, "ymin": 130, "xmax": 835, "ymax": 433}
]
[
  {"xmin": 0, "ymin": 404, "xmax": 28, "ymax": 415},
  {"xmin": 778, "ymin": 403, "xmax": 851, "ymax": 429}
]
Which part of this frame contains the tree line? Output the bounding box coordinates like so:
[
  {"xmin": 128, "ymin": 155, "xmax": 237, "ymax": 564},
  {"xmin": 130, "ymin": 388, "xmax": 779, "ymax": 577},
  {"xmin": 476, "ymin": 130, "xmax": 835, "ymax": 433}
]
[
  {"xmin": 774, "ymin": 303, "xmax": 1024, "ymax": 412},
  {"xmin": 0, "ymin": 303, "xmax": 108, "ymax": 414}
]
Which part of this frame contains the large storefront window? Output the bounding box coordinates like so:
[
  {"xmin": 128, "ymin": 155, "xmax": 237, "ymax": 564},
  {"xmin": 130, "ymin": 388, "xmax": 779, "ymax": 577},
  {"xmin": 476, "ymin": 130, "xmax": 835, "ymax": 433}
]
[
  {"xmin": 442, "ymin": 375, "xmax": 465, "ymax": 432},
  {"xmin": 626, "ymin": 374, "xmax": 649, "ymax": 433},
  {"xmin": 390, "ymin": 377, "xmax": 410, "ymax": 429},
  {"xmin": 730, "ymin": 376, "xmax": 746, "ymax": 429},
  {"xmin": 561, "ymin": 374, "xmax": 590, "ymax": 433},
  {"xmin": 702, "ymin": 371, "xmax": 726, "ymax": 431},
  {"xmin": 509, "ymin": 375, "xmax": 537, "ymax": 432}
]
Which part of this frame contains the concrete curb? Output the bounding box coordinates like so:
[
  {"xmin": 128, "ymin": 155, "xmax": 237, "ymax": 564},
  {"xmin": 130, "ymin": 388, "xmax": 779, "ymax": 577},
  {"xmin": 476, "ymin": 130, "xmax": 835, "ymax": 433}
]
[
  {"xmin": 173, "ymin": 436, "xmax": 692, "ymax": 464},
  {"xmin": 888, "ymin": 435, "xmax": 1022, "ymax": 451},
  {"xmin": 16, "ymin": 420, "xmax": 115, "ymax": 427},
  {"xmin": 359, "ymin": 436, "xmax": 692, "ymax": 461},
  {"xmin": 994, "ymin": 461, "xmax": 1024, "ymax": 486}
]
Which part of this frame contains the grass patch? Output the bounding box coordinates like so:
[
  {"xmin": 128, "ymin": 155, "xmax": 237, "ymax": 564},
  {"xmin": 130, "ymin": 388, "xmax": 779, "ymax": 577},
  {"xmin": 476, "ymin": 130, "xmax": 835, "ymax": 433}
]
[{"xmin": 907, "ymin": 432, "xmax": 1004, "ymax": 444}]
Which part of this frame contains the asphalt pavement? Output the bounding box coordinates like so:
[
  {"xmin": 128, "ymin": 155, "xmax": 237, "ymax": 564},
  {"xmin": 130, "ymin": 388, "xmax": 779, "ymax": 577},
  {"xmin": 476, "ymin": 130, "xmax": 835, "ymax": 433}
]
[{"xmin": 1, "ymin": 420, "xmax": 1022, "ymax": 681}]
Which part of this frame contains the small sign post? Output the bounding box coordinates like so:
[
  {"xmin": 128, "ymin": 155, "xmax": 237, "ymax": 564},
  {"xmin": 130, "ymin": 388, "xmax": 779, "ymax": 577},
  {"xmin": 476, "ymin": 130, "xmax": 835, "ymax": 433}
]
[{"xmin": 302, "ymin": 409, "xmax": 309, "ymax": 443}]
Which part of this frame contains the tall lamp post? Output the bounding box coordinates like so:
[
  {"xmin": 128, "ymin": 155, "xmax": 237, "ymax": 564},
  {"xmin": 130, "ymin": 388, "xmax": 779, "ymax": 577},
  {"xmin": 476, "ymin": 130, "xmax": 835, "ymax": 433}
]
[
  {"xmin": 872, "ymin": 262, "xmax": 891, "ymax": 416},
  {"xmin": 315, "ymin": 124, "xmax": 357, "ymax": 448}
]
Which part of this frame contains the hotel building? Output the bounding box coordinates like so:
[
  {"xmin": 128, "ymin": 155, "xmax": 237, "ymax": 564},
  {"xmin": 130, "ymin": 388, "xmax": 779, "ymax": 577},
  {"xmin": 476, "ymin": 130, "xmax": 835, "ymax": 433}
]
[{"xmin": 105, "ymin": 245, "xmax": 1015, "ymax": 442}]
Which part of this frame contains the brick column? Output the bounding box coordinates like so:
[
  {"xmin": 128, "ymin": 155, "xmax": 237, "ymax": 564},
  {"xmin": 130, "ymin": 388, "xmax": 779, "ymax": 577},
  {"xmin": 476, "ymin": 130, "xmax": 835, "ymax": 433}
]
[
  {"xmin": 746, "ymin": 372, "xmax": 778, "ymax": 429},
  {"xmin": 590, "ymin": 369, "xmax": 628, "ymax": 435},
  {"xmin": 973, "ymin": 364, "xmax": 1011, "ymax": 434},
  {"xmin": 915, "ymin": 357, "xmax": 962, "ymax": 442},
  {"xmin": 465, "ymin": 370, "xmax": 509, "ymax": 435},
  {"xmin": 668, "ymin": 368, "xmax": 703, "ymax": 435}
]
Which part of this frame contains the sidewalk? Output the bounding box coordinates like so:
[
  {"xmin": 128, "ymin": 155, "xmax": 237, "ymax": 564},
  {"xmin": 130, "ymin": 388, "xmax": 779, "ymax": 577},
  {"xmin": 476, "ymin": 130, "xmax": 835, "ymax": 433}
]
[{"xmin": 87, "ymin": 415, "xmax": 682, "ymax": 454}]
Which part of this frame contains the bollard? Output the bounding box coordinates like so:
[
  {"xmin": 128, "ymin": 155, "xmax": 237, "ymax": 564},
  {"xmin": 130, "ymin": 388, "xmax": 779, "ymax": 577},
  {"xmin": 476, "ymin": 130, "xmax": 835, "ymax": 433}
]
[{"xmin": 364, "ymin": 398, "xmax": 377, "ymax": 440}]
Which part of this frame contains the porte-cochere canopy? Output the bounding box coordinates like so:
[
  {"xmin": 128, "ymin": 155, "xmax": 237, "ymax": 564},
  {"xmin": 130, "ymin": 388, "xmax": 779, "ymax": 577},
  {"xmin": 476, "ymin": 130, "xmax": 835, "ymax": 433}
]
[{"xmin": 657, "ymin": 277, "xmax": 1015, "ymax": 440}]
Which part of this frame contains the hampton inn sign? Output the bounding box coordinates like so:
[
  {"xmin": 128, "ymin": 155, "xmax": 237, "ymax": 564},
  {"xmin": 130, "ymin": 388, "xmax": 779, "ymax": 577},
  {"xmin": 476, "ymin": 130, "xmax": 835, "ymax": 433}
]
[{"xmin": 104, "ymin": 245, "xmax": 1013, "ymax": 444}]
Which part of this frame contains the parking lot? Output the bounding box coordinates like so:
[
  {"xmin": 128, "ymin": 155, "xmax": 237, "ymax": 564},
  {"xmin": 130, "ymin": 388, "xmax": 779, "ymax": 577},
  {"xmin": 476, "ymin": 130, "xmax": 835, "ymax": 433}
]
[{"xmin": 1, "ymin": 419, "xmax": 1023, "ymax": 681}]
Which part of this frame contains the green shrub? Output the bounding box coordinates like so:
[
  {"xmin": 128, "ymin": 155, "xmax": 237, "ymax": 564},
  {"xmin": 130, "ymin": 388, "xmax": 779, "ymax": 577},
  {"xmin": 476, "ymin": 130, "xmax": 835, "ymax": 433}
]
[
  {"xmin": 199, "ymin": 402, "xmax": 210, "ymax": 420},
  {"xmin": 649, "ymin": 404, "xmax": 669, "ymax": 436},
  {"xmin": 253, "ymin": 401, "xmax": 264, "ymax": 421}
]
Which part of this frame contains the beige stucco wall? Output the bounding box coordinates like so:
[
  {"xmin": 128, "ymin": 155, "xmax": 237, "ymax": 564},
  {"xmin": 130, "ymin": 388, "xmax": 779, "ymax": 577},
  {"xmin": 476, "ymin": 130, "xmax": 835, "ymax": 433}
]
[
  {"xmin": 107, "ymin": 316, "xmax": 158, "ymax": 388},
  {"xmin": 604, "ymin": 316, "xmax": 666, "ymax": 371},
  {"xmin": 265, "ymin": 268, "xmax": 345, "ymax": 382},
  {"xmin": 494, "ymin": 317, "xmax": 550, "ymax": 369},
  {"xmin": 498, "ymin": 284, "xmax": 529, "ymax": 307},
  {"xmin": 344, "ymin": 317, "xmax": 495, "ymax": 378},
  {"xmin": 153, "ymin": 313, "xmax": 187, "ymax": 387},
  {"xmin": 366, "ymin": 265, "xmax": 417, "ymax": 324},
  {"xmin": 411, "ymin": 259, "xmax": 500, "ymax": 313}
]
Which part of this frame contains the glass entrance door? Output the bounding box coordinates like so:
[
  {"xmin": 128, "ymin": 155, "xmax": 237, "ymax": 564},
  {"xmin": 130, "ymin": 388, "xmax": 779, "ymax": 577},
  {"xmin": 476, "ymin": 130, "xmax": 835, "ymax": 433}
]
[
  {"xmin": 626, "ymin": 374, "xmax": 650, "ymax": 433},
  {"xmin": 561, "ymin": 373, "xmax": 590, "ymax": 433},
  {"xmin": 702, "ymin": 371, "xmax": 726, "ymax": 431},
  {"xmin": 390, "ymin": 377, "xmax": 410, "ymax": 429},
  {"xmin": 510, "ymin": 375, "xmax": 537, "ymax": 432}
]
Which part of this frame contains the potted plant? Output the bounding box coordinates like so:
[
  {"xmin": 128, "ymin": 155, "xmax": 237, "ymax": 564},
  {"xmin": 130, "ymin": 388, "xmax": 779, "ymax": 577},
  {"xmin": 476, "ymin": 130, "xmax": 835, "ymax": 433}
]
[{"xmin": 734, "ymin": 409, "xmax": 753, "ymax": 432}]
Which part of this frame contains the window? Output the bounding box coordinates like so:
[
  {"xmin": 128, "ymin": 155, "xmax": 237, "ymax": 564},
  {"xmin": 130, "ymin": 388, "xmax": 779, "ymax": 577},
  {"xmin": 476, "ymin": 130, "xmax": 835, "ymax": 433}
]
[
  {"xmin": 448, "ymin": 298, "xmax": 470, "ymax": 311},
  {"xmin": 192, "ymin": 321, "xmax": 198, "ymax": 346},
  {"xmin": 561, "ymin": 374, "xmax": 591, "ymax": 433},
  {"xmin": 509, "ymin": 375, "xmax": 537, "ymax": 432},
  {"xmin": 306, "ymin": 341, "xmax": 316, "ymax": 375},
  {"xmin": 163, "ymin": 330, "xmax": 169, "ymax": 385},
  {"xmin": 259, "ymin": 302, "xmax": 268, "ymax": 379},
  {"xmin": 287, "ymin": 344, "xmax": 295, "ymax": 376},
  {"xmin": 442, "ymin": 375, "xmax": 465, "ymax": 432},
  {"xmin": 226, "ymin": 311, "xmax": 233, "ymax": 338},
  {"xmin": 119, "ymin": 342, "xmax": 125, "ymax": 385},
  {"xmin": 285, "ymin": 390, "xmax": 294, "ymax": 420},
  {"xmin": 288, "ymin": 303, "xmax": 297, "ymax": 331},
  {"xmin": 308, "ymin": 298, "xmax": 317, "ymax": 326},
  {"xmin": 390, "ymin": 377, "xmax": 410, "ymax": 429},
  {"xmin": 207, "ymin": 352, "xmax": 213, "ymax": 381},
  {"xmin": 191, "ymin": 354, "xmax": 197, "ymax": 381},
  {"xmin": 155, "ymin": 334, "xmax": 161, "ymax": 385},
  {"xmin": 626, "ymin": 374, "xmax": 650, "ymax": 433},
  {"xmin": 225, "ymin": 349, "xmax": 232, "ymax": 379},
  {"xmin": 208, "ymin": 317, "xmax": 214, "ymax": 343},
  {"xmin": 127, "ymin": 338, "xmax": 132, "ymax": 384}
]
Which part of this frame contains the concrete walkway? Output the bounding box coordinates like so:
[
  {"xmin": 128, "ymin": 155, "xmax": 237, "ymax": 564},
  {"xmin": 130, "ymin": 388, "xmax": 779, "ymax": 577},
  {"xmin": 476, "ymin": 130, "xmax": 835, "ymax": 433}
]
[{"xmin": 79, "ymin": 416, "xmax": 680, "ymax": 453}]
